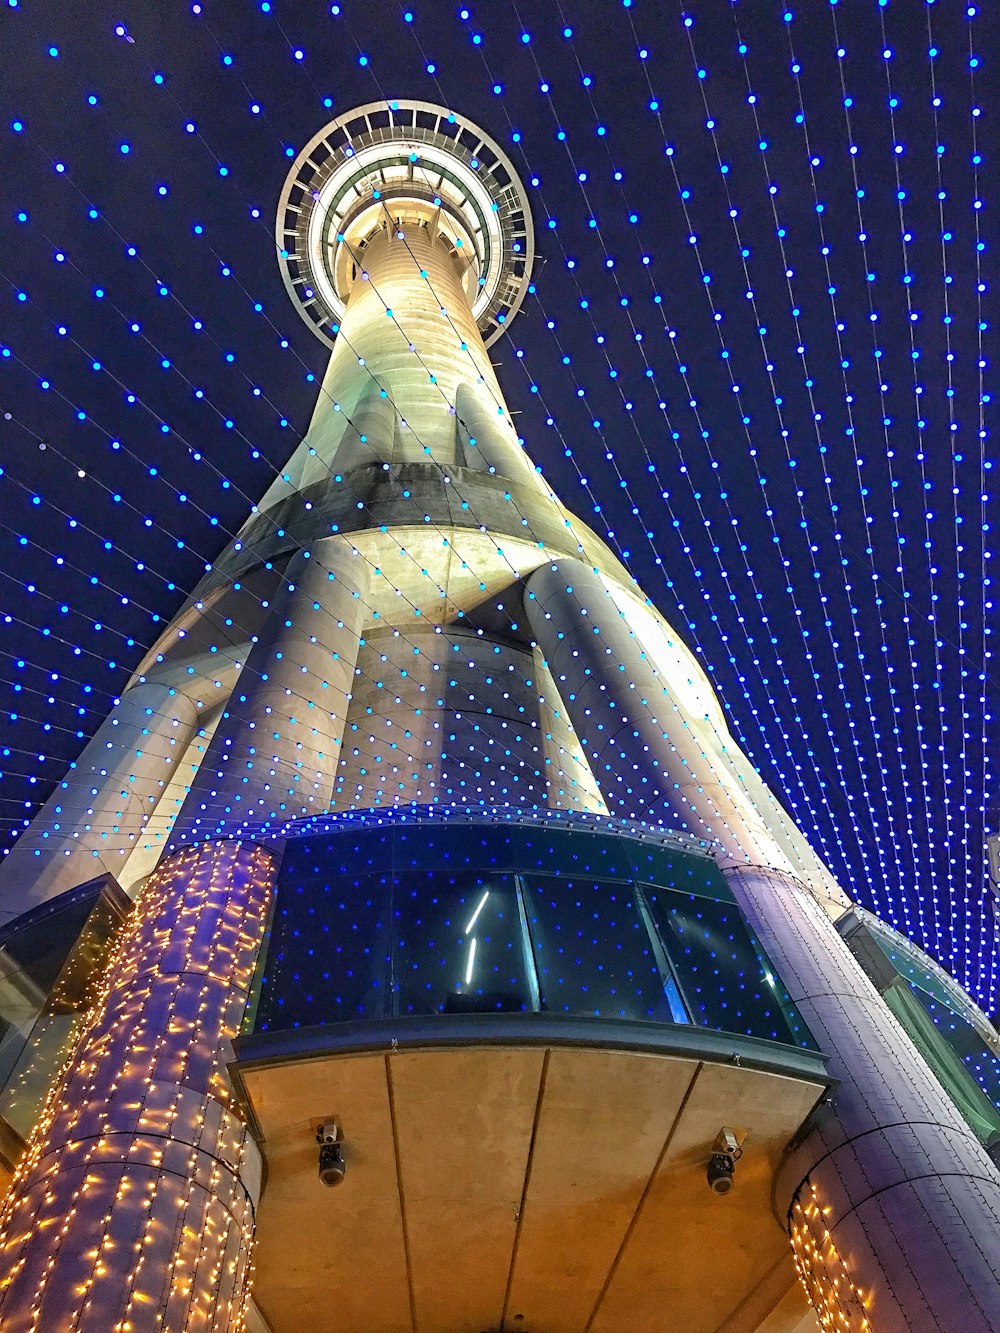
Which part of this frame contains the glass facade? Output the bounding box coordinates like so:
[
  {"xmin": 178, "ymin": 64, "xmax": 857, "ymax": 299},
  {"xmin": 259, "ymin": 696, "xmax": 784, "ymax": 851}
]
[
  {"xmin": 840, "ymin": 907, "xmax": 1000, "ymax": 1150},
  {"xmin": 0, "ymin": 874, "xmax": 129, "ymax": 1148},
  {"xmin": 248, "ymin": 815, "xmax": 816, "ymax": 1051}
]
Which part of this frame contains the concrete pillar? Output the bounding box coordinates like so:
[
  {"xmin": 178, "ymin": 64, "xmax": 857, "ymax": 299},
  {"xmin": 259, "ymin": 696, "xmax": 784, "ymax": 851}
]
[
  {"xmin": 172, "ymin": 539, "xmax": 369, "ymax": 842},
  {"xmin": 456, "ymin": 380, "xmax": 547, "ymax": 498},
  {"xmin": 726, "ymin": 865, "xmax": 1000, "ymax": 1332},
  {"xmin": 532, "ymin": 647, "xmax": 608, "ymax": 816},
  {"xmin": 0, "ymin": 679, "xmax": 202, "ymax": 924},
  {"xmin": 329, "ymin": 382, "xmax": 398, "ymax": 476},
  {"xmin": 523, "ymin": 559, "xmax": 796, "ymax": 871},
  {"xmin": 0, "ymin": 840, "xmax": 275, "ymax": 1332},
  {"xmin": 607, "ymin": 583, "xmax": 846, "ymax": 908},
  {"xmin": 257, "ymin": 218, "xmax": 510, "ymax": 513}
]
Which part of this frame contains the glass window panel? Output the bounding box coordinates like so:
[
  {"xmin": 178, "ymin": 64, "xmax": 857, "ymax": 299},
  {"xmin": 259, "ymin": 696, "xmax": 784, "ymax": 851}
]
[
  {"xmin": 390, "ymin": 870, "xmax": 530, "ymax": 1015},
  {"xmin": 254, "ymin": 864, "xmax": 391, "ymax": 1030},
  {"xmin": 250, "ymin": 824, "xmax": 820, "ymax": 1054},
  {"xmin": 513, "ymin": 827, "xmax": 634, "ymax": 881},
  {"xmin": 645, "ymin": 885, "xmax": 813, "ymax": 1047},
  {"xmin": 523, "ymin": 875, "xmax": 675, "ymax": 1022},
  {"xmin": 394, "ymin": 824, "xmax": 517, "ymax": 874}
]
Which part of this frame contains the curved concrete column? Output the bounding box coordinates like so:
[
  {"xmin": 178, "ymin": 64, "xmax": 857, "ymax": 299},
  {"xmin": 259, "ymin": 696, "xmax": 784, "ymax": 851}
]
[
  {"xmin": 523, "ymin": 559, "xmax": 797, "ymax": 871},
  {"xmin": 456, "ymin": 380, "xmax": 546, "ymax": 497},
  {"xmin": 0, "ymin": 840, "xmax": 275, "ymax": 1332},
  {"xmin": 0, "ymin": 679, "xmax": 202, "ymax": 924},
  {"xmin": 172, "ymin": 539, "xmax": 370, "ymax": 841},
  {"xmin": 532, "ymin": 647, "xmax": 608, "ymax": 815},
  {"xmin": 605, "ymin": 581, "xmax": 846, "ymax": 906},
  {"xmin": 117, "ymin": 698, "xmax": 229, "ymax": 892},
  {"xmin": 725, "ymin": 864, "xmax": 1000, "ymax": 1332},
  {"xmin": 329, "ymin": 382, "xmax": 398, "ymax": 476}
]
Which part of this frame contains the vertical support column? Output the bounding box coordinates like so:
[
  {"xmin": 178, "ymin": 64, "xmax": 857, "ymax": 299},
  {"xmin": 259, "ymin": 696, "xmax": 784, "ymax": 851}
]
[
  {"xmin": 0, "ymin": 679, "xmax": 202, "ymax": 924},
  {"xmin": 726, "ymin": 865, "xmax": 1000, "ymax": 1332},
  {"xmin": 0, "ymin": 839, "xmax": 276, "ymax": 1332},
  {"xmin": 173, "ymin": 538, "xmax": 369, "ymax": 842},
  {"xmin": 328, "ymin": 383, "xmax": 397, "ymax": 476},
  {"xmin": 523, "ymin": 559, "xmax": 795, "ymax": 871},
  {"xmin": 456, "ymin": 380, "xmax": 549, "ymax": 499}
]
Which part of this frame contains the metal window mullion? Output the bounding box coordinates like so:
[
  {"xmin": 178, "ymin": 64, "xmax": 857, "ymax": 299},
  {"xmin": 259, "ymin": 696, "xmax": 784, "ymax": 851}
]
[
  {"xmin": 514, "ymin": 872, "xmax": 541, "ymax": 1013},
  {"xmin": 635, "ymin": 881, "xmax": 690, "ymax": 1025}
]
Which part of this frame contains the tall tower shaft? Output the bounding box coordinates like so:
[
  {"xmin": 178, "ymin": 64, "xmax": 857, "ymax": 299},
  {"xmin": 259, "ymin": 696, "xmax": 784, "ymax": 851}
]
[
  {"xmin": 164, "ymin": 100, "xmax": 843, "ymax": 889},
  {"xmin": 0, "ymin": 101, "xmax": 998, "ymax": 1333}
]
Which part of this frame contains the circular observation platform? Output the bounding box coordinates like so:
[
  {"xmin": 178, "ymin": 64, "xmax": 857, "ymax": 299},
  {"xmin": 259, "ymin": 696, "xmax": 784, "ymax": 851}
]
[{"xmin": 276, "ymin": 99, "xmax": 535, "ymax": 349}]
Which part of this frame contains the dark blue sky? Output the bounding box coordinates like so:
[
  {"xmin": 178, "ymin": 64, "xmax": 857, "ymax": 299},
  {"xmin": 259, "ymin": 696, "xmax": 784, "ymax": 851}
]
[{"xmin": 1, "ymin": 0, "xmax": 996, "ymax": 1004}]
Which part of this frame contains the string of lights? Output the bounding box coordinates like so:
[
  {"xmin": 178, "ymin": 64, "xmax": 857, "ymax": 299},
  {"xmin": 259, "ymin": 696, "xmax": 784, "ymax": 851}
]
[{"xmin": 1, "ymin": 2, "xmax": 994, "ymax": 1002}]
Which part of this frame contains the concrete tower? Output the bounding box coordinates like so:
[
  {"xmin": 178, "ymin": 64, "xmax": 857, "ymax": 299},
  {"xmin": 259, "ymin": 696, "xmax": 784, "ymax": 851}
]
[{"xmin": 0, "ymin": 100, "xmax": 997, "ymax": 1333}]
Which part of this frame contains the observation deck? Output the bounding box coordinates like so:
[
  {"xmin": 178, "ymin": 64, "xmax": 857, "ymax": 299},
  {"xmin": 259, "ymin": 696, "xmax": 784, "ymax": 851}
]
[
  {"xmin": 232, "ymin": 810, "xmax": 831, "ymax": 1333},
  {"xmin": 277, "ymin": 99, "xmax": 535, "ymax": 350}
]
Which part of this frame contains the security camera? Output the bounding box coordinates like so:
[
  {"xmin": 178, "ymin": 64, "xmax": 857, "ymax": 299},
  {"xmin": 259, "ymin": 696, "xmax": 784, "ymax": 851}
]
[
  {"xmin": 707, "ymin": 1127, "xmax": 744, "ymax": 1196},
  {"xmin": 707, "ymin": 1152, "xmax": 736, "ymax": 1195},
  {"xmin": 316, "ymin": 1120, "xmax": 346, "ymax": 1188}
]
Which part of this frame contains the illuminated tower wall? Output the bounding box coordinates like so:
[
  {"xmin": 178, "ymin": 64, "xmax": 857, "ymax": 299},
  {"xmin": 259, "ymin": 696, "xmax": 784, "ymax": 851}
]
[{"xmin": 0, "ymin": 101, "xmax": 998, "ymax": 1333}]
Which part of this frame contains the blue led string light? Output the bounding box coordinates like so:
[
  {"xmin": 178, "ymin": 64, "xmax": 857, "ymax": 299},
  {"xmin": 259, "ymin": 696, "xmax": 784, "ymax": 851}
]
[{"xmin": 1, "ymin": 0, "xmax": 995, "ymax": 998}]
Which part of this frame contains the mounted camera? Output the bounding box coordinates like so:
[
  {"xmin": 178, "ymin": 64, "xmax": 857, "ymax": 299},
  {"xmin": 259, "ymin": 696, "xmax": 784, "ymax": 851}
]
[
  {"xmin": 316, "ymin": 1120, "xmax": 346, "ymax": 1188},
  {"xmin": 707, "ymin": 1127, "xmax": 744, "ymax": 1196}
]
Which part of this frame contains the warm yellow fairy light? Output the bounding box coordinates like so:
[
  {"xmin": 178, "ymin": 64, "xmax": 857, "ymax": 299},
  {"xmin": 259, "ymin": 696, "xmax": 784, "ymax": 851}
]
[
  {"xmin": 789, "ymin": 1182, "xmax": 871, "ymax": 1332},
  {"xmin": 0, "ymin": 841, "xmax": 275, "ymax": 1330}
]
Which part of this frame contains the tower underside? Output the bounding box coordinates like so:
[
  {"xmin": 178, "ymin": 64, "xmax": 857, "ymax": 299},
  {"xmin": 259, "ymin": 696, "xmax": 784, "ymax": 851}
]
[{"xmin": 0, "ymin": 99, "xmax": 998, "ymax": 1333}]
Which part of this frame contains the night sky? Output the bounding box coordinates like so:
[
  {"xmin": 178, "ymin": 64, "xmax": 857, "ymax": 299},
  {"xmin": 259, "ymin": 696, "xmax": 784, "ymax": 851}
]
[{"xmin": 1, "ymin": 1, "xmax": 996, "ymax": 1006}]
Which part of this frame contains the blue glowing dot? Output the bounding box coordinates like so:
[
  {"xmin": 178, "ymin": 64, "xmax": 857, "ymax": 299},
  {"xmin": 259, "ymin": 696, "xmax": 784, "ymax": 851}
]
[
  {"xmin": 119, "ymin": 142, "xmax": 130, "ymax": 154},
  {"xmin": 358, "ymin": 53, "xmax": 368, "ymax": 66}
]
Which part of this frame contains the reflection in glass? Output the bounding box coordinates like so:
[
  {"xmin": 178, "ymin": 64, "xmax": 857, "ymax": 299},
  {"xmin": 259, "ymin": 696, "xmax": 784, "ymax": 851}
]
[{"xmin": 252, "ymin": 818, "xmax": 816, "ymax": 1052}]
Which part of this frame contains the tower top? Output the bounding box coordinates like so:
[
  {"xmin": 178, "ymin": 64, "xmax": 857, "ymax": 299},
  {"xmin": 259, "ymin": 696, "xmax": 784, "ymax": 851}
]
[{"xmin": 276, "ymin": 99, "xmax": 535, "ymax": 349}]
